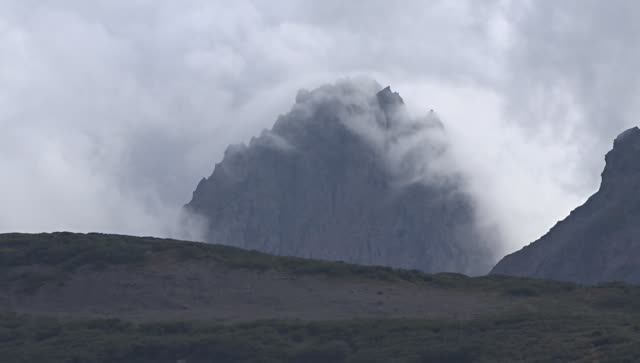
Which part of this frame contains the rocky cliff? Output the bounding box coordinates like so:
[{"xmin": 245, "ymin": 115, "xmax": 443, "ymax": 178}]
[
  {"xmin": 492, "ymin": 127, "xmax": 640, "ymax": 284},
  {"xmin": 186, "ymin": 80, "xmax": 496, "ymax": 275}
]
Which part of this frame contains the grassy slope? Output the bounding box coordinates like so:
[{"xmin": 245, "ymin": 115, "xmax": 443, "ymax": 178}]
[
  {"xmin": 0, "ymin": 231, "xmax": 439, "ymax": 282},
  {"xmin": 1, "ymin": 232, "xmax": 640, "ymax": 362}
]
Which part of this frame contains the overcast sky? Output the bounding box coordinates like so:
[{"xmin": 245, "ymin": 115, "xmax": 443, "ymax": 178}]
[{"xmin": 1, "ymin": 0, "xmax": 639, "ymax": 253}]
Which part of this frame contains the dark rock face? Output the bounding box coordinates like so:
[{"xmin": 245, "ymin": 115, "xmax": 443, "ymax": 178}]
[
  {"xmin": 186, "ymin": 80, "xmax": 496, "ymax": 275},
  {"xmin": 492, "ymin": 127, "xmax": 640, "ymax": 284}
]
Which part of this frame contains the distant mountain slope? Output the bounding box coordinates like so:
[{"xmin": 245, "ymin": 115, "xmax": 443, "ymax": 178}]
[
  {"xmin": 185, "ymin": 80, "xmax": 496, "ymax": 275},
  {"xmin": 492, "ymin": 127, "xmax": 640, "ymax": 284}
]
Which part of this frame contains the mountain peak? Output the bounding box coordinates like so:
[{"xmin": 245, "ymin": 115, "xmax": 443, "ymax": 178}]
[
  {"xmin": 613, "ymin": 126, "xmax": 640, "ymax": 147},
  {"xmin": 376, "ymin": 85, "xmax": 404, "ymax": 108},
  {"xmin": 603, "ymin": 126, "xmax": 640, "ymax": 182},
  {"xmin": 186, "ymin": 80, "xmax": 495, "ymax": 276},
  {"xmin": 376, "ymin": 86, "xmax": 406, "ymax": 129}
]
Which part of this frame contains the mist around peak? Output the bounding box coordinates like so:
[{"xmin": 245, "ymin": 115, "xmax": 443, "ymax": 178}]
[{"xmin": 186, "ymin": 79, "xmax": 501, "ymax": 275}]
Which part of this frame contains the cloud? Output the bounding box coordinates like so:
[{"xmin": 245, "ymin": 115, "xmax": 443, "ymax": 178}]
[
  {"xmin": 1, "ymin": 0, "xmax": 639, "ymax": 255},
  {"xmin": 488, "ymin": 0, "xmax": 640, "ymax": 250}
]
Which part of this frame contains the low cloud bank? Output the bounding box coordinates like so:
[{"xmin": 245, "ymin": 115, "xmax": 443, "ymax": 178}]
[{"xmin": 2, "ymin": 1, "xmax": 640, "ymax": 255}]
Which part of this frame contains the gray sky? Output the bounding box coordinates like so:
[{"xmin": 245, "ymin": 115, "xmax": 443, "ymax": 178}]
[{"xmin": 1, "ymin": 0, "xmax": 639, "ymax": 253}]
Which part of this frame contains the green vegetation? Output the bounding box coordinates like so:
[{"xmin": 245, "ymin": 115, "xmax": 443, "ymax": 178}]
[
  {"xmin": 0, "ymin": 312, "xmax": 639, "ymax": 363},
  {"xmin": 0, "ymin": 232, "xmax": 573, "ymax": 288},
  {"xmin": 0, "ymin": 232, "xmax": 632, "ymax": 297},
  {"xmin": 0, "ymin": 232, "xmax": 432, "ymax": 281},
  {"xmin": 4, "ymin": 232, "xmax": 640, "ymax": 311},
  {"xmin": 3, "ymin": 232, "xmax": 640, "ymax": 362}
]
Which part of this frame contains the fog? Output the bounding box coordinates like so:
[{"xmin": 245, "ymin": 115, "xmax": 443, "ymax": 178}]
[{"xmin": 1, "ymin": 1, "xmax": 639, "ymax": 253}]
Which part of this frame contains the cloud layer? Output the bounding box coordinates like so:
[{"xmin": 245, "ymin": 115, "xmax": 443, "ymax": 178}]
[{"xmin": 1, "ymin": 1, "xmax": 639, "ymax": 252}]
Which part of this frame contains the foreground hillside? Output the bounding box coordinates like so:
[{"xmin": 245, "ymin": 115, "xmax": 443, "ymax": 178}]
[{"xmin": 2, "ymin": 233, "xmax": 640, "ymax": 362}]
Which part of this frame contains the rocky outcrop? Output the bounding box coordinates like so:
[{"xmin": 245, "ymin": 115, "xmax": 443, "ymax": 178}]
[
  {"xmin": 492, "ymin": 127, "xmax": 640, "ymax": 284},
  {"xmin": 186, "ymin": 80, "xmax": 496, "ymax": 275}
]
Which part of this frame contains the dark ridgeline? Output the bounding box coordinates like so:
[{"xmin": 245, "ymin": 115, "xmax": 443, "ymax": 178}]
[
  {"xmin": 186, "ymin": 80, "xmax": 496, "ymax": 275},
  {"xmin": 492, "ymin": 127, "xmax": 640, "ymax": 284}
]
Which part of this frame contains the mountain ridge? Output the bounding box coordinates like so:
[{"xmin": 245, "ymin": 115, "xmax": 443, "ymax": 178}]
[{"xmin": 491, "ymin": 126, "xmax": 640, "ymax": 284}]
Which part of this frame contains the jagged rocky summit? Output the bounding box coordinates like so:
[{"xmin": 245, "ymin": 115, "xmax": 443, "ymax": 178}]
[
  {"xmin": 492, "ymin": 127, "xmax": 640, "ymax": 284},
  {"xmin": 186, "ymin": 80, "xmax": 497, "ymax": 275}
]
